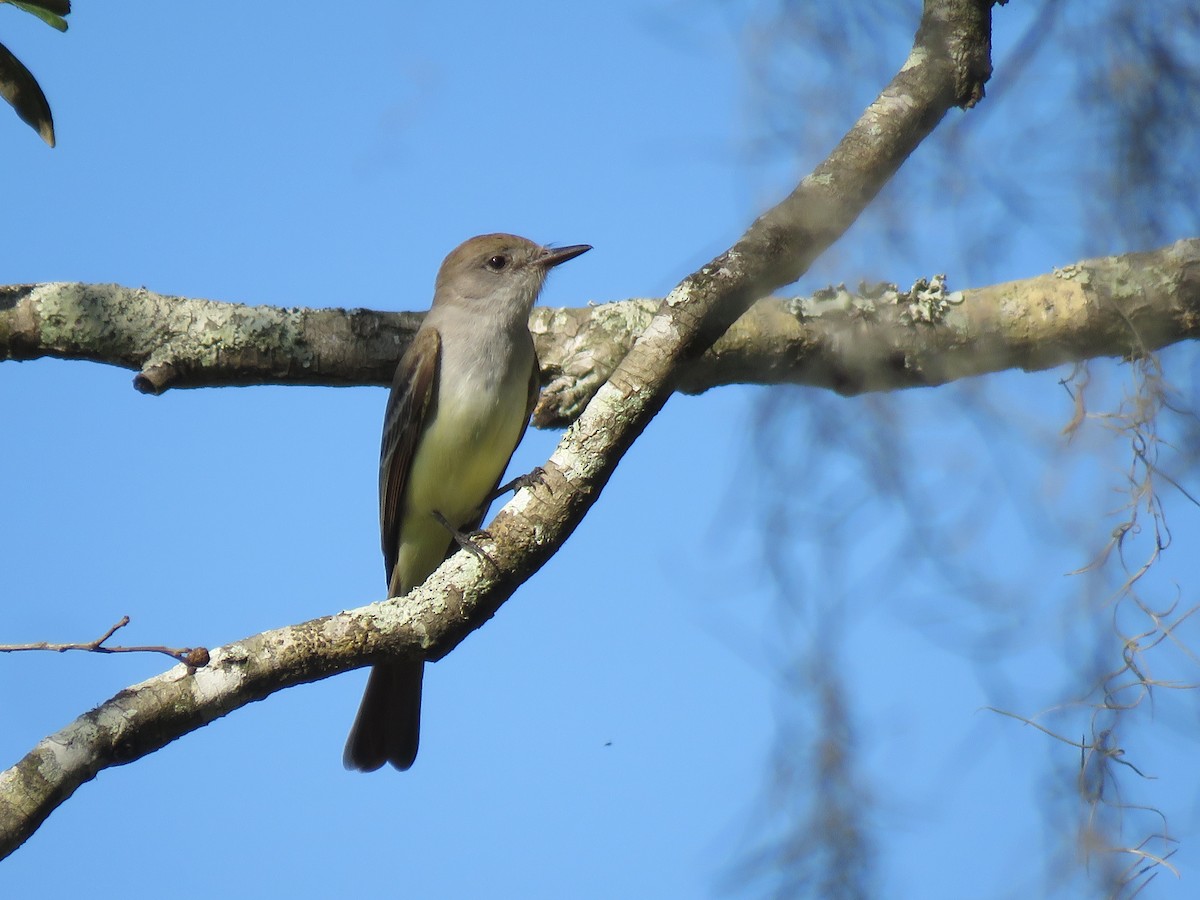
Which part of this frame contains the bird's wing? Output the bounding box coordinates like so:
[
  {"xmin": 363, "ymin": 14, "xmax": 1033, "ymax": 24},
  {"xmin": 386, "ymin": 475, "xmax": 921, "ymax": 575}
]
[{"xmin": 379, "ymin": 326, "xmax": 441, "ymax": 585}]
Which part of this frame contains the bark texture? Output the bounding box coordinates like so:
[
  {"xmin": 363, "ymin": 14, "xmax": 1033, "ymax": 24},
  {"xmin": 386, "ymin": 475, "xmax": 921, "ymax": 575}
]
[{"xmin": 4, "ymin": 240, "xmax": 1197, "ymax": 428}]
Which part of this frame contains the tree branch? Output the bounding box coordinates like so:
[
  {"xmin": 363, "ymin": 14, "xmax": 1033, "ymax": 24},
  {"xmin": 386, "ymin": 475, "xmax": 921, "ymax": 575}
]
[
  {"xmin": 5, "ymin": 242, "xmax": 1196, "ymax": 427},
  {"xmin": 533, "ymin": 240, "xmax": 1200, "ymax": 424},
  {"xmin": 0, "ymin": 616, "xmax": 208, "ymax": 666},
  {"xmin": 1, "ymin": 0, "xmax": 999, "ymax": 857}
]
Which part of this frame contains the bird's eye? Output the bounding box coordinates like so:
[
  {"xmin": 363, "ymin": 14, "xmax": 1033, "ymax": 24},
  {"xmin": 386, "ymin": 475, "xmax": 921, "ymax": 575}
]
[{"xmin": 486, "ymin": 254, "xmax": 508, "ymax": 271}]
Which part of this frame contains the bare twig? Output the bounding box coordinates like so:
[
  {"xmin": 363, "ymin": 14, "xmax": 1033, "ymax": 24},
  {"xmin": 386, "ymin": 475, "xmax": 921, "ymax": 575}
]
[{"xmin": 0, "ymin": 616, "xmax": 209, "ymax": 667}]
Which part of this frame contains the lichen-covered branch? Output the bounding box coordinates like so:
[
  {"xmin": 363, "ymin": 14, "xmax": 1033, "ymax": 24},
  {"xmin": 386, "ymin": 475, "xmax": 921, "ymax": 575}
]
[
  {"xmin": 5, "ymin": 241, "xmax": 1197, "ymax": 427},
  {"xmin": 0, "ymin": 590, "xmax": 452, "ymax": 858},
  {"xmin": 1, "ymin": 0, "xmax": 999, "ymax": 857},
  {"xmin": 533, "ymin": 239, "xmax": 1200, "ymax": 424},
  {"xmin": 0, "ymin": 281, "xmax": 423, "ymax": 393}
]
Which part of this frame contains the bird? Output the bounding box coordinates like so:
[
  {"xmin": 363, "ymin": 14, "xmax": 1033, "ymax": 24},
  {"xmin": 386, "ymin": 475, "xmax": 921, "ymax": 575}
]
[{"xmin": 343, "ymin": 233, "xmax": 591, "ymax": 772}]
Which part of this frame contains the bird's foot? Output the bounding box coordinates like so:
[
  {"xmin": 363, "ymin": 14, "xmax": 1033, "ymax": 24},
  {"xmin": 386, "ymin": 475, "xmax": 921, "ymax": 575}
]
[
  {"xmin": 432, "ymin": 511, "xmax": 500, "ymax": 574},
  {"xmin": 490, "ymin": 466, "xmax": 545, "ymax": 502}
]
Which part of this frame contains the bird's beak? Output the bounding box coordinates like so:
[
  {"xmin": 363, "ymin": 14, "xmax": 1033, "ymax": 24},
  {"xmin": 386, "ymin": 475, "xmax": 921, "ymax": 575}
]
[{"xmin": 539, "ymin": 244, "xmax": 592, "ymax": 269}]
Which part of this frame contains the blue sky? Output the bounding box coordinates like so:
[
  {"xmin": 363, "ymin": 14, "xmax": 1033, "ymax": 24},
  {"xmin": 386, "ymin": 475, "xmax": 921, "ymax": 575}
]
[{"xmin": 4, "ymin": 2, "xmax": 1199, "ymax": 897}]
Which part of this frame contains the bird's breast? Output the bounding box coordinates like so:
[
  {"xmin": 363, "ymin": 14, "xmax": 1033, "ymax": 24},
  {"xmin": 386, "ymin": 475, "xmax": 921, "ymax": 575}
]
[{"xmin": 402, "ymin": 334, "xmax": 532, "ymax": 533}]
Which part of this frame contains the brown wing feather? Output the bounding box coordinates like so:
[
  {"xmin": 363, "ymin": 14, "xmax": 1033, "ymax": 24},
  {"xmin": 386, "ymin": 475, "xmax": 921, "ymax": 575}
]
[{"xmin": 379, "ymin": 327, "xmax": 441, "ymax": 585}]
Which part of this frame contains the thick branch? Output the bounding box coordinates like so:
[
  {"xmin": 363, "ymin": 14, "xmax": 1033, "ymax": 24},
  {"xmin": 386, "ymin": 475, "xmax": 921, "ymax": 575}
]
[
  {"xmin": 0, "ymin": 0, "xmax": 997, "ymax": 857},
  {"xmin": 0, "ymin": 282, "xmax": 423, "ymax": 393},
  {"xmin": 0, "ymin": 588, "xmax": 462, "ymax": 857},
  {"xmin": 6, "ymin": 243, "xmax": 1196, "ymax": 426},
  {"xmin": 533, "ymin": 239, "xmax": 1200, "ymax": 423}
]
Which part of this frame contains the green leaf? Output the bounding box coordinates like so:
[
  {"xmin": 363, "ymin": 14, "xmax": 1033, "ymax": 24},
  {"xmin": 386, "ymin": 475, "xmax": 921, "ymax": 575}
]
[
  {"xmin": 0, "ymin": 40, "xmax": 55, "ymax": 146},
  {"xmin": 4, "ymin": 1, "xmax": 70, "ymax": 32},
  {"xmin": 23, "ymin": 0, "xmax": 70, "ymax": 12}
]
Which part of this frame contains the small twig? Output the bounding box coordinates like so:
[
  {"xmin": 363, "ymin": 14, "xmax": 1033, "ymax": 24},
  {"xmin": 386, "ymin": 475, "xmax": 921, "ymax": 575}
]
[{"xmin": 0, "ymin": 616, "xmax": 209, "ymax": 667}]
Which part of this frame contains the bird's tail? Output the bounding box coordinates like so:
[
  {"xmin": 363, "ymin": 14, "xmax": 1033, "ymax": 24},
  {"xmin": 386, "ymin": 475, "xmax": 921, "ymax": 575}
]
[{"xmin": 343, "ymin": 660, "xmax": 424, "ymax": 772}]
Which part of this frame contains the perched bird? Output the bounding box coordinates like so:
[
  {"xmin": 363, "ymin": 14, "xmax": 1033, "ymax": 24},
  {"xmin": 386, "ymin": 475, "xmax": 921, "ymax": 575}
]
[{"xmin": 343, "ymin": 233, "xmax": 591, "ymax": 772}]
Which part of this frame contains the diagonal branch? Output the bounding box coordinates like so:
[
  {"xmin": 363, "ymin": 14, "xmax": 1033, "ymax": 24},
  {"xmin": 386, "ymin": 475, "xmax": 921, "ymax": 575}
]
[{"xmin": 0, "ymin": 0, "xmax": 997, "ymax": 858}]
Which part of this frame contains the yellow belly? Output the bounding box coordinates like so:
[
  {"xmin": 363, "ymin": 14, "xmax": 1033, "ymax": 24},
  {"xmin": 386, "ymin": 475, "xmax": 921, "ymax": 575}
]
[{"xmin": 392, "ymin": 371, "xmax": 528, "ymax": 594}]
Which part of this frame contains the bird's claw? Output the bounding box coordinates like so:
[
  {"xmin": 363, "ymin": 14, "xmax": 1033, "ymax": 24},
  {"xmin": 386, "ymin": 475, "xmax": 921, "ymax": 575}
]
[
  {"xmin": 490, "ymin": 466, "xmax": 546, "ymax": 502},
  {"xmin": 432, "ymin": 511, "xmax": 499, "ymax": 573}
]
